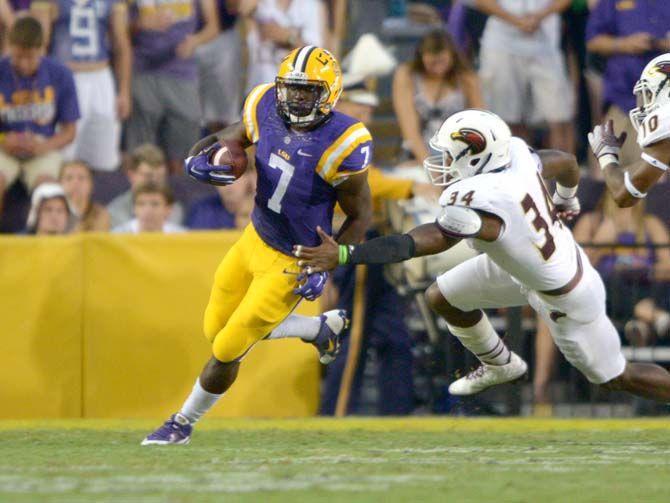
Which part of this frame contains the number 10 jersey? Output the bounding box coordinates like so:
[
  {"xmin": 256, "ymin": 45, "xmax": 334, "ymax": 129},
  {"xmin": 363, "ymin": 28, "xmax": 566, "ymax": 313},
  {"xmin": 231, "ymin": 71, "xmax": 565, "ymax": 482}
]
[
  {"xmin": 243, "ymin": 83, "xmax": 373, "ymax": 256},
  {"xmin": 438, "ymin": 137, "xmax": 579, "ymax": 292}
]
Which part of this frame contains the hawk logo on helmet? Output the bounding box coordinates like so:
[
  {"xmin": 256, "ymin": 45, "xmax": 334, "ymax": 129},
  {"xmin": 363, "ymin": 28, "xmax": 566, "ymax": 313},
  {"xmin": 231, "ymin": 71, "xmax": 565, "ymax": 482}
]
[
  {"xmin": 450, "ymin": 128, "xmax": 487, "ymax": 155},
  {"xmin": 653, "ymin": 61, "xmax": 670, "ymax": 76}
]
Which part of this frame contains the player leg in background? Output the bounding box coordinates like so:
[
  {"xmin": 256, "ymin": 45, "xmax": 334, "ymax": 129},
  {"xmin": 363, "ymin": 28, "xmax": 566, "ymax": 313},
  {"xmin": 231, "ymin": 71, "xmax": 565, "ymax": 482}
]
[
  {"xmin": 532, "ymin": 260, "xmax": 670, "ymax": 403},
  {"xmin": 425, "ymin": 255, "xmax": 529, "ymax": 395}
]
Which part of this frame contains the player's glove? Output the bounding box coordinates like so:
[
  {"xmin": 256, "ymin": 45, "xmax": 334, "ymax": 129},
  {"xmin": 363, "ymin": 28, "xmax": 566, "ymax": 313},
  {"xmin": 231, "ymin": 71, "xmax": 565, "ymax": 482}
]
[
  {"xmin": 184, "ymin": 142, "xmax": 236, "ymax": 186},
  {"xmin": 588, "ymin": 119, "xmax": 627, "ymax": 170},
  {"xmin": 293, "ymin": 271, "xmax": 329, "ymax": 301},
  {"xmin": 552, "ymin": 191, "xmax": 581, "ymax": 222}
]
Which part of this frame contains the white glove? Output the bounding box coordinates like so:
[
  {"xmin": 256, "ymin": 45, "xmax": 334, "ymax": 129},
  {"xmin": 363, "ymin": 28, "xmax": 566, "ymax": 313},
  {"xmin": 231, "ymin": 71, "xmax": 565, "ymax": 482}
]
[
  {"xmin": 588, "ymin": 119, "xmax": 628, "ymax": 169},
  {"xmin": 552, "ymin": 191, "xmax": 580, "ymax": 222}
]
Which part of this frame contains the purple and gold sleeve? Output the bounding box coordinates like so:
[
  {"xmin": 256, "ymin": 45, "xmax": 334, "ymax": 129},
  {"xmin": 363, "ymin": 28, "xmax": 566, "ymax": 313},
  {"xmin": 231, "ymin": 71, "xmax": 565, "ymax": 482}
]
[{"xmin": 315, "ymin": 122, "xmax": 373, "ymax": 186}]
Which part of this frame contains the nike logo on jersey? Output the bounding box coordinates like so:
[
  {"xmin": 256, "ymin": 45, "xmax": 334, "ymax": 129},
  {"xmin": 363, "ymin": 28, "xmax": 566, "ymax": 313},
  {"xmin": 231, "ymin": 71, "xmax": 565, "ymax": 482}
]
[{"xmin": 297, "ymin": 149, "xmax": 313, "ymax": 157}]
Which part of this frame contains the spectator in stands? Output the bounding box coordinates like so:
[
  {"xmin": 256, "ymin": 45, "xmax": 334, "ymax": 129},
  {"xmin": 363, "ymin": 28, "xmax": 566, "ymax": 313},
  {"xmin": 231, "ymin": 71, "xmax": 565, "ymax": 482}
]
[
  {"xmin": 338, "ymin": 78, "xmax": 435, "ymax": 203},
  {"xmin": 574, "ymin": 193, "xmax": 670, "ymax": 284},
  {"xmin": 25, "ymin": 182, "xmax": 75, "ymax": 235},
  {"xmin": 586, "ymin": 0, "xmax": 670, "ymax": 167},
  {"xmin": 0, "ymin": 17, "xmax": 79, "ymax": 216},
  {"xmin": 59, "ymin": 160, "xmax": 110, "ymax": 232},
  {"xmin": 196, "ymin": 0, "xmax": 242, "ymax": 133},
  {"xmin": 32, "ymin": 0, "xmax": 132, "ymax": 173},
  {"xmin": 392, "ymin": 29, "xmax": 483, "ymax": 163},
  {"xmin": 126, "ymin": 0, "xmax": 219, "ymax": 172},
  {"xmin": 473, "ymin": 0, "xmax": 574, "ymax": 153},
  {"xmin": 629, "ymin": 298, "xmax": 670, "ymax": 347},
  {"xmin": 0, "ymin": 0, "xmax": 14, "ymax": 46},
  {"xmin": 186, "ymin": 172, "xmax": 254, "ymax": 230},
  {"xmin": 107, "ymin": 144, "xmax": 184, "ymax": 228},
  {"xmin": 576, "ymin": 192, "xmax": 670, "ymax": 341},
  {"xmin": 113, "ymin": 182, "xmax": 184, "ymax": 233},
  {"xmin": 242, "ymin": 0, "xmax": 326, "ymax": 90}
]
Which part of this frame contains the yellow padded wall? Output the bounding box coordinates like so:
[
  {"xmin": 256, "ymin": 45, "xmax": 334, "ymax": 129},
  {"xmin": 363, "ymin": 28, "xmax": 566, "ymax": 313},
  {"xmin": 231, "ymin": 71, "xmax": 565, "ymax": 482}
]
[{"xmin": 0, "ymin": 236, "xmax": 83, "ymax": 418}]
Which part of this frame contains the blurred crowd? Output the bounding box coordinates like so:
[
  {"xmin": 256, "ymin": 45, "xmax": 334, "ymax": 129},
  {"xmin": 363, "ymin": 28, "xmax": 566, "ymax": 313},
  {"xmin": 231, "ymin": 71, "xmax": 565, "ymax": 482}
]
[{"xmin": 1, "ymin": 0, "xmax": 670, "ymax": 414}]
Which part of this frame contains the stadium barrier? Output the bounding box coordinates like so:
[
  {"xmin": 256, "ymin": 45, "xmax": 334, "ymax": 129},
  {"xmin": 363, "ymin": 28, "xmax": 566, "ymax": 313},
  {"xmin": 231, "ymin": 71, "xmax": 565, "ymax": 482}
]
[{"xmin": 0, "ymin": 232, "xmax": 320, "ymax": 419}]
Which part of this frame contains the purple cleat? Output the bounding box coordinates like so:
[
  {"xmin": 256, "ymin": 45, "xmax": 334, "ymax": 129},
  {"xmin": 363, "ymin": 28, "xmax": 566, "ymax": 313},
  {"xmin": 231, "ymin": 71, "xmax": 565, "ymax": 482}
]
[
  {"xmin": 308, "ymin": 309, "xmax": 348, "ymax": 364},
  {"xmin": 141, "ymin": 413, "xmax": 192, "ymax": 446}
]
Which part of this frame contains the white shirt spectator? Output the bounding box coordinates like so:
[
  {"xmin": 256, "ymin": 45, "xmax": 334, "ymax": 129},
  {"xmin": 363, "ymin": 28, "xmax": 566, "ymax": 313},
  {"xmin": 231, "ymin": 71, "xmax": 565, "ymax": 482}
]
[
  {"xmin": 245, "ymin": 0, "xmax": 325, "ymax": 90},
  {"xmin": 112, "ymin": 219, "xmax": 185, "ymax": 234},
  {"xmin": 481, "ymin": 0, "xmax": 561, "ymax": 57}
]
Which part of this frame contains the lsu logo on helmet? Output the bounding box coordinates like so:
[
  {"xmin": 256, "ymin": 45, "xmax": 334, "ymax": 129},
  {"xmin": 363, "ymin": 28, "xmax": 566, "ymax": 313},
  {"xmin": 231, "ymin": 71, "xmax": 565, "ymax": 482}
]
[{"xmin": 276, "ymin": 46, "xmax": 343, "ymax": 128}]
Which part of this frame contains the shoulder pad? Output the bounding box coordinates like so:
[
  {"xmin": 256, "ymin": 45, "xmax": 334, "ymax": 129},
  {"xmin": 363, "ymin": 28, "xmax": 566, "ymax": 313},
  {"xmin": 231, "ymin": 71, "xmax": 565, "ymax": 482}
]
[
  {"xmin": 638, "ymin": 105, "xmax": 670, "ymax": 148},
  {"xmin": 436, "ymin": 205, "xmax": 482, "ymax": 238}
]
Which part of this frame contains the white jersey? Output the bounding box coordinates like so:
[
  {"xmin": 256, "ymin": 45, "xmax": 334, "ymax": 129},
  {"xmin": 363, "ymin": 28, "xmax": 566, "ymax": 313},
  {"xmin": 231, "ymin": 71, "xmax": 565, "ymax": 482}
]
[
  {"xmin": 438, "ymin": 137, "xmax": 578, "ymax": 292},
  {"xmin": 637, "ymin": 103, "xmax": 670, "ymax": 148}
]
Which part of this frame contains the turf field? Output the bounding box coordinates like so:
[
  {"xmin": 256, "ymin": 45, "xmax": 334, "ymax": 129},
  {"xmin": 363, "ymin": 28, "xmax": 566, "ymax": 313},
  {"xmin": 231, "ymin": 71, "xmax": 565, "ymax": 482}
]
[{"xmin": 1, "ymin": 418, "xmax": 669, "ymax": 502}]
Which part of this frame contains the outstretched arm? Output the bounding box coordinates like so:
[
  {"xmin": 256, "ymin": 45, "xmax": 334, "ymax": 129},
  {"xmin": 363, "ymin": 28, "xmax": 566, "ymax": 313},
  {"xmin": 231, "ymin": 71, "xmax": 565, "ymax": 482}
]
[
  {"xmin": 589, "ymin": 120, "xmax": 667, "ymax": 207},
  {"xmin": 294, "ymin": 210, "xmax": 503, "ymax": 273},
  {"xmin": 538, "ymin": 149, "xmax": 581, "ymax": 221},
  {"xmin": 538, "ymin": 149, "xmax": 579, "ymax": 187}
]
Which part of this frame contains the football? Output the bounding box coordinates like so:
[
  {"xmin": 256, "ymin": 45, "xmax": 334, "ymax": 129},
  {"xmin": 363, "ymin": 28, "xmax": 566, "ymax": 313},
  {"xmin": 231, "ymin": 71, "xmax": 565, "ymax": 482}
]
[{"xmin": 209, "ymin": 139, "xmax": 248, "ymax": 179}]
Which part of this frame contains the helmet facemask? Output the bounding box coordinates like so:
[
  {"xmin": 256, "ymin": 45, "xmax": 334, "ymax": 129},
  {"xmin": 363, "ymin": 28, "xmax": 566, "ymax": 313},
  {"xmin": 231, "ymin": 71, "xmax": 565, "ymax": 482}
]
[
  {"xmin": 629, "ymin": 79, "xmax": 656, "ymax": 131},
  {"xmin": 276, "ymin": 75, "xmax": 331, "ymax": 128},
  {"xmin": 424, "ymin": 138, "xmax": 461, "ymax": 186}
]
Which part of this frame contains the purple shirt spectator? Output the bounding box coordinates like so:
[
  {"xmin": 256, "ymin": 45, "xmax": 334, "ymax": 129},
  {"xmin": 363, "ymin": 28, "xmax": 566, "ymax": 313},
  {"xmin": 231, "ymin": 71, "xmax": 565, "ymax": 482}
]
[
  {"xmin": 51, "ymin": 0, "xmax": 121, "ymax": 64},
  {"xmin": 586, "ymin": 0, "xmax": 670, "ymax": 112},
  {"xmin": 186, "ymin": 193, "xmax": 236, "ymax": 230},
  {"xmin": 131, "ymin": 0, "xmax": 199, "ymax": 79},
  {"xmin": 9, "ymin": 0, "xmax": 30, "ymax": 11},
  {"xmin": 0, "ymin": 56, "xmax": 80, "ymax": 137}
]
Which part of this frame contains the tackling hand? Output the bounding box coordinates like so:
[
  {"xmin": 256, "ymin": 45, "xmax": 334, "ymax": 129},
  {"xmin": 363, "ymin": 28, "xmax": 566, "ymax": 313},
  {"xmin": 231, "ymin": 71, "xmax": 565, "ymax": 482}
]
[
  {"xmin": 293, "ymin": 271, "xmax": 329, "ymax": 301},
  {"xmin": 552, "ymin": 191, "xmax": 581, "ymax": 222},
  {"xmin": 293, "ymin": 226, "xmax": 340, "ymax": 273},
  {"xmin": 184, "ymin": 142, "xmax": 236, "ymax": 186},
  {"xmin": 588, "ymin": 119, "xmax": 627, "ymax": 168}
]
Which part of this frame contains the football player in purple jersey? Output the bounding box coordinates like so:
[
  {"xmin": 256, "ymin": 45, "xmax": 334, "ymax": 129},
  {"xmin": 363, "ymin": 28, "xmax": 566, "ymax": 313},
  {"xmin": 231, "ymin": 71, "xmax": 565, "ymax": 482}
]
[{"xmin": 142, "ymin": 46, "xmax": 373, "ymax": 445}]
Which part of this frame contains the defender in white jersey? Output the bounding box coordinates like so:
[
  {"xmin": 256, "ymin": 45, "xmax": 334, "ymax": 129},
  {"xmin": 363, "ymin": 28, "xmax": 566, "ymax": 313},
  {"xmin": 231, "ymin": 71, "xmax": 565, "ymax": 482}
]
[
  {"xmin": 589, "ymin": 53, "xmax": 670, "ymax": 208},
  {"xmin": 298, "ymin": 110, "xmax": 670, "ymax": 401}
]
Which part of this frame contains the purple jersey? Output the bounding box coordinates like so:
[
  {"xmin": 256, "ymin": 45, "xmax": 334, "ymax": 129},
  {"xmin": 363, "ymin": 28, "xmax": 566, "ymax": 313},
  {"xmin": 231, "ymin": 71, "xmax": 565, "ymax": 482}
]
[
  {"xmin": 131, "ymin": 0, "xmax": 198, "ymax": 79},
  {"xmin": 243, "ymin": 83, "xmax": 373, "ymax": 255},
  {"xmin": 50, "ymin": 0, "xmax": 120, "ymax": 64},
  {"xmin": 0, "ymin": 56, "xmax": 80, "ymax": 136}
]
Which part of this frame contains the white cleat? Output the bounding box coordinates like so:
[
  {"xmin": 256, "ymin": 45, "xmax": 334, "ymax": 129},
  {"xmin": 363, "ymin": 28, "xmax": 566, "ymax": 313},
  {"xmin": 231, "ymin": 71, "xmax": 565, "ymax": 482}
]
[{"xmin": 448, "ymin": 352, "xmax": 528, "ymax": 396}]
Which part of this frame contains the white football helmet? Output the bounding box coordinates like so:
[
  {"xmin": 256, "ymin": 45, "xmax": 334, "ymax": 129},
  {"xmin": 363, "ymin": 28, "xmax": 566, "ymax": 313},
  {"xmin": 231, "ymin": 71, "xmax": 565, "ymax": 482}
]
[
  {"xmin": 629, "ymin": 53, "xmax": 670, "ymax": 131},
  {"xmin": 424, "ymin": 109, "xmax": 512, "ymax": 186}
]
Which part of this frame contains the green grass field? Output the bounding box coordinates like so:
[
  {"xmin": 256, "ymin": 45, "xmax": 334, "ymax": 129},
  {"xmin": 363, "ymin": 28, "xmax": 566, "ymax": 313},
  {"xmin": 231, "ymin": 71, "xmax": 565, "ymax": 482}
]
[{"xmin": 1, "ymin": 418, "xmax": 669, "ymax": 502}]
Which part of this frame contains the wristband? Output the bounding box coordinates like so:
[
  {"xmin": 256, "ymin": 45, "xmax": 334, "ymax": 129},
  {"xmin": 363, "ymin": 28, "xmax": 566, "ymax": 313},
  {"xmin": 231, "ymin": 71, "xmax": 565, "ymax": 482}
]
[
  {"xmin": 624, "ymin": 171, "xmax": 647, "ymax": 199},
  {"xmin": 641, "ymin": 152, "xmax": 669, "ymax": 172},
  {"xmin": 556, "ymin": 183, "xmax": 578, "ymax": 199},
  {"xmin": 598, "ymin": 153, "xmax": 620, "ymax": 170},
  {"xmin": 338, "ymin": 244, "xmax": 350, "ymax": 265}
]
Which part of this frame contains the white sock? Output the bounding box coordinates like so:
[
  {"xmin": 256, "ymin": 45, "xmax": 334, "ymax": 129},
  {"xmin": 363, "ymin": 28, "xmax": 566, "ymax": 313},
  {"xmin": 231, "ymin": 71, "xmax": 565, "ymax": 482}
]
[
  {"xmin": 447, "ymin": 315, "xmax": 511, "ymax": 366},
  {"xmin": 266, "ymin": 314, "xmax": 322, "ymax": 341},
  {"xmin": 179, "ymin": 378, "xmax": 223, "ymax": 424}
]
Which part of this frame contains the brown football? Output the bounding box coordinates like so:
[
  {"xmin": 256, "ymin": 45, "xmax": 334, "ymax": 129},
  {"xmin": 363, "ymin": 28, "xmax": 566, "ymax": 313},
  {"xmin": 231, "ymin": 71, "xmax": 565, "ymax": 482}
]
[{"xmin": 209, "ymin": 139, "xmax": 248, "ymax": 179}]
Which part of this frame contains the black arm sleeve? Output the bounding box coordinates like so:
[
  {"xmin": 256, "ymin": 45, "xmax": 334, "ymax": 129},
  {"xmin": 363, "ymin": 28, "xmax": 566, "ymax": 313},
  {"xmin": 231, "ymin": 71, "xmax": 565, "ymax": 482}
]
[{"xmin": 350, "ymin": 234, "xmax": 416, "ymax": 265}]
